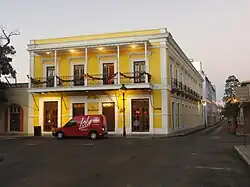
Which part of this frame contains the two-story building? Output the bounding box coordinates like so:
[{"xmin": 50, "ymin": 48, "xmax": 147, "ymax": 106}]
[{"xmin": 27, "ymin": 28, "xmax": 203, "ymax": 136}]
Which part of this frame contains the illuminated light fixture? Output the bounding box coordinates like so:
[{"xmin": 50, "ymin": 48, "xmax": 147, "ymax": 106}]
[
  {"xmin": 131, "ymin": 44, "xmax": 136, "ymax": 48},
  {"xmin": 102, "ymin": 103, "xmax": 114, "ymax": 107},
  {"xmin": 98, "ymin": 47, "xmax": 103, "ymax": 51},
  {"xmin": 46, "ymin": 52, "xmax": 51, "ymax": 54},
  {"xmin": 69, "ymin": 49, "xmax": 76, "ymax": 52},
  {"xmin": 41, "ymin": 92, "xmax": 45, "ymax": 95}
]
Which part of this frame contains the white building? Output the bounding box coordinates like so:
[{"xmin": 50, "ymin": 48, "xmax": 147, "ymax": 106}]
[{"xmin": 191, "ymin": 60, "xmax": 220, "ymax": 125}]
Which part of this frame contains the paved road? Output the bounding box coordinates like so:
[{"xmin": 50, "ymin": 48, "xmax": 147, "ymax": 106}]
[{"xmin": 0, "ymin": 121, "xmax": 250, "ymax": 187}]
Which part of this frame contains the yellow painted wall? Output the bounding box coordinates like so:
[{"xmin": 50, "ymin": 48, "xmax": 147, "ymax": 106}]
[
  {"xmin": 87, "ymin": 102, "xmax": 99, "ymax": 115},
  {"xmin": 34, "ymin": 29, "xmax": 162, "ymax": 44},
  {"xmin": 152, "ymin": 90, "xmax": 162, "ymax": 128}
]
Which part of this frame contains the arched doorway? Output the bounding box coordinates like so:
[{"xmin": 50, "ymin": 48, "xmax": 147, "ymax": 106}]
[{"xmin": 4, "ymin": 104, "xmax": 24, "ymax": 132}]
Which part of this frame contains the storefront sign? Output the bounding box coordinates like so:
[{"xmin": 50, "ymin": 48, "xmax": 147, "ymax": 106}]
[{"xmin": 153, "ymin": 107, "xmax": 162, "ymax": 111}]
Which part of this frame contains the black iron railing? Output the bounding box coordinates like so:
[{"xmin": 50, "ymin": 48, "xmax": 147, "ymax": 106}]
[{"xmin": 30, "ymin": 72, "xmax": 151, "ymax": 89}]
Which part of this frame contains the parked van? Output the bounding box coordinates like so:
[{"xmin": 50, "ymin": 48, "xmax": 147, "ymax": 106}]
[{"xmin": 52, "ymin": 115, "xmax": 108, "ymax": 140}]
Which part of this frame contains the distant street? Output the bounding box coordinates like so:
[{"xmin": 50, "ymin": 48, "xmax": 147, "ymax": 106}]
[{"xmin": 1, "ymin": 121, "xmax": 250, "ymax": 187}]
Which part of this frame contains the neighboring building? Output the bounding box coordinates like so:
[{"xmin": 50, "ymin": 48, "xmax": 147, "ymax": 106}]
[
  {"xmin": 235, "ymin": 81, "xmax": 250, "ymax": 135},
  {"xmin": 0, "ymin": 83, "xmax": 29, "ymax": 134},
  {"xmin": 192, "ymin": 60, "xmax": 219, "ymax": 125},
  {"xmin": 27, "ymin": 28, "xmax": 203, "ymax": 135}
]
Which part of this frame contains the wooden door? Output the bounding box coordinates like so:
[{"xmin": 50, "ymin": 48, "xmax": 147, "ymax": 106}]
[
  {"xmin": 44, "ymin": 101, "xmax": 58, "ymax": 132},
  {"xmin": 131, "ymin": 99, "xmax": 149, "ymax": 132},
  {"xmin": 103, "ymin": 63, "xmax": 114, "ymax": 84},
  {"xmin": 102, "ymin": 102, "xmax": 115, "ymax": 131}
]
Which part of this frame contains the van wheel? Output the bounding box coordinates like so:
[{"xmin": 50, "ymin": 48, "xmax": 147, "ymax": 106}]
[
  {"xmin": 57, "ymin": 132, "xmax": 64, "ymax": 139},
  {"xmin": 89, "ymin": 131, "xmax": 98, "ymax": 140}
]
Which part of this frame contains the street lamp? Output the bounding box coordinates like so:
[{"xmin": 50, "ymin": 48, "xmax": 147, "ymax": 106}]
[{"xmin": 120, "ymin": 84, "xmax": 127, "ymax": 137}]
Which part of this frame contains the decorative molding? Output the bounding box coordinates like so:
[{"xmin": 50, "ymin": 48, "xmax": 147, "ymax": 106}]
[
  {"xmin": 27, "ymin": 33, "xmax": 169, "ymax": 52},
  {"xmin": 127, "ymin": 52, "xmax": 152, "ymax": 58},
  {"xmin": 68, "ymin": 56, "xmax": 89, "ymax": 61},
  {"xmin": 96, "ymin": 54, "xmax": 117, "ymax": 61}
]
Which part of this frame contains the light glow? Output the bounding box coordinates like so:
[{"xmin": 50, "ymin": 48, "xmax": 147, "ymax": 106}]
[{"xmin": 69, "ymin": 49, "xmax": 76, "ymax": 52}]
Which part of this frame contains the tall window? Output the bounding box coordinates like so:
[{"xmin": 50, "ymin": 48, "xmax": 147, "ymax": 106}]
[
  {"xmin": 172, "ymin": 102, "xmax": 175, "ymax": 130},
  {"xmin": 74, "ymin": 65, "xmax": 85, "ymax": 86},
  {"xmin": 134, "ymin": 61, "xmax": 145, "ymax": 83},
  {"xmin": 177, "ymin": 103, "xmax": 180, "ymax": 128},
  {"xmin": 103, "ymin": 63, "xmax": 114, "ymax": 84},
  {"xmin": 46, "ymin": 66, "xmax": 55, "ymax": 87}
]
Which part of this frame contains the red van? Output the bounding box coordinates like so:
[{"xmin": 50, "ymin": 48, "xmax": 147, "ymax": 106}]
[{"xmin": 52, "ymin": 115, "xmax": 108, "ymax": 140}]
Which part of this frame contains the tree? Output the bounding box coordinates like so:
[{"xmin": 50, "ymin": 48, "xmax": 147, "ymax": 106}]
[
  {"xmin": 223, "ymin": 75, "xmax": 240, "ymax": 127},
  {"xmin": 0, "ymin": 27, "xmax": 19, "ymax": 102}
]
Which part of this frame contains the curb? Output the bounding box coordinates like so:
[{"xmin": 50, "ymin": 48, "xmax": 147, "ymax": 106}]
[{"xmin": 234, "ymin": 146, "xmax": 250, "ymax": 169}]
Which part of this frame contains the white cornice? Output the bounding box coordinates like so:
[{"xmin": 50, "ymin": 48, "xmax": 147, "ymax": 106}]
[
  {"xmin": 27, "ymin": 33, "xmax": 169, "ymax": 52},
  {"xmin": 166, "ymin": 35, "xmax": 203, "ymax": 81}
]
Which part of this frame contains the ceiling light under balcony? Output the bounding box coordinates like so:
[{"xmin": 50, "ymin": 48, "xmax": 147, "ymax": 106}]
[
  {"xmin": 46, "ymin": 52, "xmax": 51, "ymax": 54},
  {"xmin": 131, "ymin": 44, "xmax": 137, "ymax": 48},
  {"xmin": 69, "ymin": 49, "xmax": 76, "ymax": 52},
  {"xmin": 98, "ymin": 47, "xmax": 103, "ymax": 51}
]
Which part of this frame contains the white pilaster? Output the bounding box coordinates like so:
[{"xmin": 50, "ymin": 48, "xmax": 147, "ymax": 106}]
[
  {"xmin": 144, "ymin": 42, "xmax": 149, "ymax": 83},
  {"xmin": 117, "ymin": 45, "xmax": 120, "ymax": 84},
  {"xmin": 54, "ymin": 50, "xmax": 57, "ymax": 87},
  {"xmin": 85, "ymin": 48, "xmax": 88, "ymax": 86},
  {"xmin": 29, "ymin": 52, "xmax": 34, "ymax": 88},
  {"xmin": 160, "ymin": 41, "xmax": 169, "ymax": 134}
]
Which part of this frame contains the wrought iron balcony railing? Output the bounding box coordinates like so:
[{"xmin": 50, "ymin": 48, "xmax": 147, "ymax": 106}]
[
  {"xmin": 29, "ymin": 71, "xmax": 151, "ymax": 89},
  {"xmin": 171, "ymin": 78, "xmax": 178, "ymax": 91}
]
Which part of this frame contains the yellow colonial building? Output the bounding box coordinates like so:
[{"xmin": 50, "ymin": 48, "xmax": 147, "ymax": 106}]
[{"xmin": 27, "ymin": 28, "xmax": 203, "ymax": 135}]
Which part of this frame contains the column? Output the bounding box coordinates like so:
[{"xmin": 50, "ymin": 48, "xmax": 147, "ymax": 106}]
[
  {"xmin": 85, "ymin": 47, "xmax": 88, "ymax": 86},
  {"xmin": 54, "ymin": 50, "xmax": 57, "ymax": 87},
  {"xmin": 117, "ymin": 45, "xmax": 120, "ymax": 84},
  {"xmin": 144, "ymin": 42, "xmax": 148, "ymax": 83},
  {"xmin": 29, "ymin": 52, "xmax": 34, "ymax": 88}
]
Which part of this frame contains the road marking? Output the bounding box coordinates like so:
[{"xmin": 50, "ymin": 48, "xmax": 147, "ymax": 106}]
[
  {"xmin": 211, "ymin": 136, "xmax": 220, "ymax": 140},
  {"xmin": 212, "ymin": 124, "xmax": 223, "ymax": 134},
  {"xmin": 26, "ymin": 143, "xmax": 37, "ymax": 146},
  {"xmin": 195, "ymin": 166, "xmax": 232, "ymax": 171}
]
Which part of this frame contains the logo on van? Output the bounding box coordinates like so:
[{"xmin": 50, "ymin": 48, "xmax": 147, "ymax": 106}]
[{"xmin": 79, "ymin": 116, "xmax": 100, "ymax": 130}]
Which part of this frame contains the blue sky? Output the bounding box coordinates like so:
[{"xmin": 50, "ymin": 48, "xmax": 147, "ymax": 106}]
[{"xmin": 1, "ymin": 0, "xmax": 250, "ymax": 100}]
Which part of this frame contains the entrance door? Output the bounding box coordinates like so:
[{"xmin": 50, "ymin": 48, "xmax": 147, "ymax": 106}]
[
  {"xmin": 10, "ymin": 105, "xmax": 21, "ymax": 131},
  {"xmin": 44, "ymin": 101, "xmax": 58, "ymax": 132},
  {"xmin": 131, "ymin": 99, "xmax": 150, "ymax": 132},
  {"xmin": 103, "ymin": 63, "xmax": 114, "ymax": 85},
  {"xmin": 72, "ymin": 103, "xmax": 85, "ymax": 117},
  {"xmin": 46, "ymin": 66, "xmax": 55, "ymax": 87},
  {"xmin": 134, "ymin": 61, "xmax": 145, "ymax": 83},
  {"xmin": 102, "ymin": 102, "xmax": 115, "ymax": 131},
  {"xmin": 74, "ymin": 65, "xmax": 85, "ymax": 86}
]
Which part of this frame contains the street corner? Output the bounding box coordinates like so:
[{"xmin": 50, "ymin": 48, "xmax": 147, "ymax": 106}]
[{"xmin": 234, "ymin": 145, "xmax": 250, "ymax": 168}]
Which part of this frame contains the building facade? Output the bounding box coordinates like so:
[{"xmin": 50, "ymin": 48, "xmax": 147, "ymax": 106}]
[
  {"xmin": 192, "ymin": 60, "xmax": 219, "ymax": 125},
  {"xmin": 27, "ymin": 28, "xmax": 203, "ymax": 135},
  {"xmin": 0, "ymin": 83, "xmax": 29, "ymax": 134}
]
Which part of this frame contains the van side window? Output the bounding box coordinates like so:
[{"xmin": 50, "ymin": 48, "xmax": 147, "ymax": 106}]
[{"xmin": 64, "ymin": 119, "xmax": 77, "ymax": 127}]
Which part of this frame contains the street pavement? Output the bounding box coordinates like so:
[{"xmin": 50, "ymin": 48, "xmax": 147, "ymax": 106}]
[{"xmin": 0, "ymin": 121, "xmax": 250, "ymax": 187}]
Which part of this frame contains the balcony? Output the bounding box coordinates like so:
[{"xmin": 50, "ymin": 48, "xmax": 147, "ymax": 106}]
[
  {"xmin": 28, "ymin": 71, "xmax": 151, "ymax": 92},
  {"xmin": 171, "ymin": 78, "xmax": 178, "ymax": 92}
]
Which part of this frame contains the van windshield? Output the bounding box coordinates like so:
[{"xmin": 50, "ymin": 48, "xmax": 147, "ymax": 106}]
[{"xmin": 64, "ymin": 119, "xmax": 77, "ymax": 127}]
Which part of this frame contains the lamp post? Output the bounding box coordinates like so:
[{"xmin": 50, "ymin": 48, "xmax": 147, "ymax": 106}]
[{"xmin": 120, "ymin": 84, "xmax": 127, "ymax": 137}]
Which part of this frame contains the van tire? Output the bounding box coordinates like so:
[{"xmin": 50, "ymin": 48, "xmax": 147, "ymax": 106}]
[
  {"xmin": 57, "ymin": 132, "xmax": 64, "ymax": 139},
  {"xmin": 89, "ymin": 131, "xmax": 98, "ymax": 140}
]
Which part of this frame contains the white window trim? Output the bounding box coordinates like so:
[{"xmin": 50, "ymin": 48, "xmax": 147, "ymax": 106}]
[
  {"xmin": 128, "ymin": 95, "xmax": 153, "ymax": 134},
  {"xmin": 130, "ymin": 59, "xmax": 147, "ymax": 84},
  {"xmin": 70, "ymin": 61, "xmax": 87, "ymax": 86},
  {"xmin": 99, "ymin": 60, "xmax": 117, "ymax": 85},
  {"xmin": 98, "ymin": 97, "xmax": 118, "ymax": 134},
  {"xmin": 39, "ymin": 97, "xmax": 61, "ymax": 133}
]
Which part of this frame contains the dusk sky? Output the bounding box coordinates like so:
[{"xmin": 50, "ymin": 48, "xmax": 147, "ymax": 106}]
[{"xmin": 1, "ymin": 0, "xmax": 250, "ymax": 100}]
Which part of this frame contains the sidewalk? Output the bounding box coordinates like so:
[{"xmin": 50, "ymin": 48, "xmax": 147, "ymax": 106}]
[
  {"xmin": 0, "ymin": 121, "xmax": 223, "ymax": 140},
  {"xmin": 234, "ymin": 145, "xmax": 250, "ymax": 168}
]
